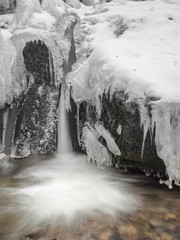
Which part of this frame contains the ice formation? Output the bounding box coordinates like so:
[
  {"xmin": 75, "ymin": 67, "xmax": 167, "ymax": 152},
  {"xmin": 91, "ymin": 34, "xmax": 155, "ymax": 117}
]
[
  {"xmin": 70, "ymin": 0, "xmax": 180, "ymax": 186},
  {"xmin": 0, "ymin": 29, "xmax": 16, "ymax": 106},
  {"xmin": 82, "ymin": 123, "xmax": 112, "ymax": 167},
  {"xmin": 152, "ymin": 102, "xmax": 180, "ymax": 188},
  {"xmin": 95, "ymin": 123, "xmax": 121, "ymax": 156},
  {"xmin": 0, "ymin": 0, "xmax": 78, "ymax": 108},
  {"xmin": 13, "ymin": 0, "xmax": 77, "ymax": 88}
]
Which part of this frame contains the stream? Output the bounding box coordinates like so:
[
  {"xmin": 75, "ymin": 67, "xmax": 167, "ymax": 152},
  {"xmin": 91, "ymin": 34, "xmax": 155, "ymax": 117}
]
[{"xmin": 0, "ymin": 154, "xmax": 180, "ymax": 240}]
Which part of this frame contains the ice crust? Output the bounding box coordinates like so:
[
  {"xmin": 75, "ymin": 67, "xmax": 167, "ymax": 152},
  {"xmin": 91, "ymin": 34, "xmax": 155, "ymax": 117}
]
[{"xmin": 0, "ymin": 29, "xmax": 16, "ymax": 106}]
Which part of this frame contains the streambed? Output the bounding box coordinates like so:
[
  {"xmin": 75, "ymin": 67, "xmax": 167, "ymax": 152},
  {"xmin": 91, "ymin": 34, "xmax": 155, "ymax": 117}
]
[{"xmin": 0, "ymin": 154, "xmax": 180, "ymax": 240}]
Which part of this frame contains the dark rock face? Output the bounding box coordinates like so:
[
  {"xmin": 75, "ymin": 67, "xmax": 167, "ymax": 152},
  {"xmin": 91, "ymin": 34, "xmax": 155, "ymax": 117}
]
[
  {"xmin": 78, "ymin": 91, "xmax": 166, "ymax": 174},
  {"xmin": 12, "ymin": 40, "xmax": 58, "ymax": 157},
  {"xmin": 23, "ymin": 40, "xmax": 55, "ymax": 86}
]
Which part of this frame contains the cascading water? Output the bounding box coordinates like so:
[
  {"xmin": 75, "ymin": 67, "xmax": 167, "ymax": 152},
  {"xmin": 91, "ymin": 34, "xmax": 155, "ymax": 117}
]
[
  {"xmin": 58, "ymin": 80, "xmax": 72, "ymax": 154},
  {"xmin": 0, "ymin": 81, "xmax": 141, "ymax": 240}
]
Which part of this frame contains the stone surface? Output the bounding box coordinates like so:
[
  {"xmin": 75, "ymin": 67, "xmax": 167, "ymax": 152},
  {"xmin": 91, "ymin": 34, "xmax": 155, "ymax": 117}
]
[{"xmin": 78, "ymin": 90, "xmax": 166, "ymax": 174}]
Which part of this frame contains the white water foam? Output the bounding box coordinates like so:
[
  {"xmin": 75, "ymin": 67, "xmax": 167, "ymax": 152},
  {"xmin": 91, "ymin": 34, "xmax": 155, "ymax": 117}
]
[{"xmin": 1, "ymin": 153, "xmax": 140, "ymax": 236}]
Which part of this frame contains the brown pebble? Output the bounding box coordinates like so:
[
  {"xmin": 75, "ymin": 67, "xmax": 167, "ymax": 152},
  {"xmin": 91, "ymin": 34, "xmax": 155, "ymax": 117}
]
[
  {"xmin": 144, "ymin": 231, "xmax": 154, "ymax": 239},
  {"xmin": 164, "ymin": 213, "xmax": 176, "ymax": 222},
  {"xmin": 118, "ymin": 224, "xmax": 138, "ymax": 240},
  {"xmin": 99, "ymin": 230, "xmax": 113, "ymax": 240},
  {"xmin": 159, "ymin": 232, "xmax": 173, "ymax": 240}
]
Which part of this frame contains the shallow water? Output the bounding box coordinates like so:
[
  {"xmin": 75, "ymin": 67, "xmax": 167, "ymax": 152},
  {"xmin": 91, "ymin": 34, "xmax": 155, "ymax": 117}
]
[{"xmin": 0, "ymin": 154, "xmax": 180, "ymax": 240}]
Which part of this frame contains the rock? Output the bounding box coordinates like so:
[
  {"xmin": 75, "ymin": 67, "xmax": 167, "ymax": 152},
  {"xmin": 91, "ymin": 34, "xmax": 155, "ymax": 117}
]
[
  {"xmin": 164, "ymin": 213, "xmax": 176, "ymax": 222},
  {"xmin": 79, "ymin": 91, "xmax": 166, "ymax": 174},
  {"xmin": 159, "ymin": 233, "xmax": 173, "ymax": 240},
  {"xmin": 99, "ymin": 230, "xmax": 113, "ymax": 240},
  {"xmin": 118, "ymin": 224, "xmax": 138, "ymax": 240},
  {"xmin": 109, "ymin": 232, "xmax": 122, "ymax": 240}
]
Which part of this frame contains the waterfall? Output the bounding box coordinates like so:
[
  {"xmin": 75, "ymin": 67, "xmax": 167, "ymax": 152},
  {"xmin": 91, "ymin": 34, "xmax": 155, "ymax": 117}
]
[{"xmin": 57, "ymin": 80, "xmax": 72, "ymax": 155}]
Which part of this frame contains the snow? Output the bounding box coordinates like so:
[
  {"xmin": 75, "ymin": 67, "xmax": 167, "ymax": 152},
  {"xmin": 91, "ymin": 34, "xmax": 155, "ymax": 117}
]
[
  {"xmin": 71, "ymin": 0, "xmax": 180, "ymax": 103},
  {"xmin": 70, "ymin": 0, "xmax": 180, "ymax": 185}
]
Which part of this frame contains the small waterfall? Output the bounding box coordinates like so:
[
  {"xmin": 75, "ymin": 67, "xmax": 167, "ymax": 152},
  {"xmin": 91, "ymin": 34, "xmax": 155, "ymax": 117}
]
[{"xmin": 57, "ymin": 80, "xmax": 72, "ymax": 154}]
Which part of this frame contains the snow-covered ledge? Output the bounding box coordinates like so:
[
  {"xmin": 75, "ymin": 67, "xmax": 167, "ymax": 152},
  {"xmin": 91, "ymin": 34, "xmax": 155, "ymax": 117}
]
[{"xmin": 69, "ymin": 0, "xmax": 180, "ymax": 187}]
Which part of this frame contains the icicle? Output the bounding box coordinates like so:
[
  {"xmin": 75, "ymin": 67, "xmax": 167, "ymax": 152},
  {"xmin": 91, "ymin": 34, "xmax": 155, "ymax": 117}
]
[
  {"xmin": 2, "ymin": 111, "xmax": 8, "ymax": 152},
  {"xmin": 139, "ymin": 102, "xmax": 150, "ymax": 158},
  {"xmin": 49, "ymin": 50, "xmax": 53, "ymax": 84},
  {"xmin": 76, "ymin": 102, "xmax": 81, "ymax": 146},
  {"xmin": 116, "ymin": 125, "xmax": 122, "ymax": 135},
  {"xmin": 95, "ymin": 94, "xmax": 102, "ymax": 119}
]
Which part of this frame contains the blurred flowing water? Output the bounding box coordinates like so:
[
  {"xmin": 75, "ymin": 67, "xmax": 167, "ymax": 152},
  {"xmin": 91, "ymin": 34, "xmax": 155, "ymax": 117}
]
[
  {"xmin": 0, "ymin": 155, "xmax": 180, "ymax": 240},
  {"xmin": 0, "ymin": 153, "xmax": 141, "ymax": 240}
]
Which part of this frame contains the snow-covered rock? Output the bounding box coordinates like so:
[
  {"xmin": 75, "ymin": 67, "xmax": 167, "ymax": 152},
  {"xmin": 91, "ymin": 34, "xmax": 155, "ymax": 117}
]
[
  {"xmin": 0, "ymin": 28, "xmax": 16, "ymax": 106},
  {"xmin": 69, "ymin": 0, "xmax": 180, "ymax": 186},
  {"xmin": 0, "ymin": 0, "xmax": 78, "ymax": 157}
]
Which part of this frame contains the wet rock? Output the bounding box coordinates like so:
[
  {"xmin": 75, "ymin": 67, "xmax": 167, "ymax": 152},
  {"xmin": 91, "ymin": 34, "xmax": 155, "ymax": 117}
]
[
  {"xmin": 144, "ymin": 231, "xmax": 154, "ymax": 239},
  {"xmin": 109, "ymin": 232, "xmax": 122, "ymax": 240},
  {"xmin": 164, "ymin": 213, "xmax": 176, "ymax": 222},
  {"xmin": 117, "ymin": 224, "xmax": 138, "ymax": 240},
  {"xmin": 159, "ymin": 232, "xmax": 173, "ymax": 240},
  {"xmin": 99, "ymin": 230, "xmax": 113, "ymax": 240}
]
